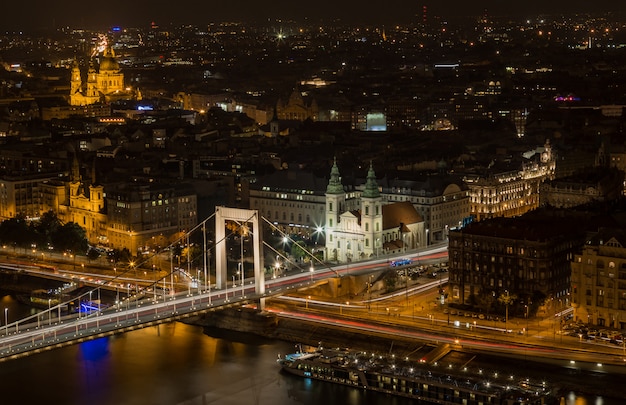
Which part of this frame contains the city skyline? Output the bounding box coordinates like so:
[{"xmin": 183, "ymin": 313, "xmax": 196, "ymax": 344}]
[{"xmin": 1, "ymin": 1, "xmax": 623, "ymax": 31}]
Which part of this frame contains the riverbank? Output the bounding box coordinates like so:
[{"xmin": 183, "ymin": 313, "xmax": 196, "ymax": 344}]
[{"xmin": 189, "ymin": 306, "xmax": 626, "ymax": 402}]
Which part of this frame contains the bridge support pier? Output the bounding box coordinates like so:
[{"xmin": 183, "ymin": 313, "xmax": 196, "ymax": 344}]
[{"xmin": 215, "ymin": 207, "xmax": 265, "ymax": 295}]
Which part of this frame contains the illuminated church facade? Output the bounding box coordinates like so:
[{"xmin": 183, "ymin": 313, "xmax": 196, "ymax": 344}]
[{"xmin": 69, "ymin": 39, "xmax": 140, "ymax": 106}]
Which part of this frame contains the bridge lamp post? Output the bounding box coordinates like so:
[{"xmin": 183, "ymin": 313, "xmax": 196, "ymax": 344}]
[
  {"xmin": 310, "ymin": 265, "xmax": 314, "ymax": 282},
  {"xmin": 208, "ymin": 269, "xmax": 212, "ymax": 306},
  {"xmin": 153, "ymin": 265, "xmax": 157, "ymax": 300},
  {"xmin": 241, "ymin": 269, "xmax": 245, "ymax": 297},
  {"xmin": 4, "ymin": 308, "xmax": 7, "ymax": 335},
  {"xmin": 48, "ymin": 299, "xmax": 51, "ymax": 326}
]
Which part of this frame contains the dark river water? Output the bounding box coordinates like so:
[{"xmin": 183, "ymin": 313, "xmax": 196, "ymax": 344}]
[{"xmin": 0, "ymin": 292, "xmax": 620, "ymax": 405}]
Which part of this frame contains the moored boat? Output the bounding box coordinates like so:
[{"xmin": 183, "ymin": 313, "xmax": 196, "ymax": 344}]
[{"xmin": 278, "ymin": 345, "xmax": 557, "ymax": 405}]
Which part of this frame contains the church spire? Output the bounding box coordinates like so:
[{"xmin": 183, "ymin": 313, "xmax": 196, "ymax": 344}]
[
  {"xmin": 71, "ymin": 153, "xmax": 80, "ymax": 183},
  {"xmin": 362, "ymin": 161, "xmax": 380, "ymax": 198},
  {"xmin": 326, "ymin": 157, "xmax": 344, "ymax": 194}
]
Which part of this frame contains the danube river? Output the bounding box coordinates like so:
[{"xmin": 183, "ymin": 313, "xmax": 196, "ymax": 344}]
[{"xmin": 0, "ymin": 292, "xmax": 618, "ymax": 405}]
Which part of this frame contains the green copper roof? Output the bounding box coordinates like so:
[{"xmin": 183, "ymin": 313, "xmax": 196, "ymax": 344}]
[
  {"xmin": 326, "ymin": 158, "xmax": 344, "ymax": 194},
  {"xmin": 362, "ymin": 162, "xmax": 380, "ymax": 198}
]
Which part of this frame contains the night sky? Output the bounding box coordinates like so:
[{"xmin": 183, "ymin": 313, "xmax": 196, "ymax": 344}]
[{"xmin": 1, "ymin": 1, "xmax": 623, "ymax": 30}]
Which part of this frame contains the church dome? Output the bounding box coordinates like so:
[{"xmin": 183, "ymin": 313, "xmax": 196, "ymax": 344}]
[
  {"xmin": 99, "ymin": 45, "xmax": 120, "ymax": 72},
  {"xmin": 99, "ymin": 56, "xmax": 119, "ymax": 72}
]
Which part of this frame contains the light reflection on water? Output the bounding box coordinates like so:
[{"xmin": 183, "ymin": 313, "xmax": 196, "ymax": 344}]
[
  {"xmin": 562, "ymin": 390, "xmax": 606, "ymax": 405},
  {"xmin": 0, "ymin": 292, "xmax": 621, "ymax": 405}
]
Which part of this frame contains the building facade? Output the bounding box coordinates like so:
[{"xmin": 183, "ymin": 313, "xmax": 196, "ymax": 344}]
[
  {"xmin": 571, "ymin": 229, "xmax": 626, "ymax": 329},
  {"xmin": 105, "ymin": 181, "xmax": 197, "ymax": 253},
  {"xmin": 70, "ymin": 42, "xmax": 140, "ymax": 106},
  {"xmin": 379, "ymin": 175, "xmax": 470, "ymax": 245},
  {"xmin": 448, "ymin": 209, "xmax": 587, "ymax": 315},
  {"xmin": 463, "ymin": 140, "xmax": 555, "ymax": 221},
  {"xmin": 325, "ymin": 162, "xmax": 425, "ymax": 262},
  {"xmin": 248, "ymin": 169, "xmax": 329, "ymax": 237},
  {"xmin": 539, "ymin": 166, "xmax": 624, "ymax": 209}
]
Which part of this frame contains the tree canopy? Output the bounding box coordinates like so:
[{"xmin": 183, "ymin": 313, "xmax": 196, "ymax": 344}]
[{"xmin": 0, "ymin": 211, "xmax": 89, "ymax": 255}]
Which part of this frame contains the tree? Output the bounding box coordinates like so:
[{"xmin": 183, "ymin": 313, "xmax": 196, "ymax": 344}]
[
  {"xmin": 0, "ymin": 215, "xmax": 32, "ymax": 249},
  {"xmin": 52, "ymin": 222, "xmax": 89, "ymax": 254},
  {"xmin": 475, "ymin": 291, "xmax": 495, "ymax": 314},
  {"xmin": 498, "ymin": 291, "xmax": 517, "ymax": 330},
  {"xmin": 108, "ymin": 248, "xmax": 132, "ymax": 264},
  {"xmin": 86, "ymin": 247, "xmax": 101, "ymax": 262},
  {"xmin": 35, "ymin": 211, "xmax": 61, "ymax": 248},
  {"xmin": 382, "ymin": 269, "xmax": 398, "ymax": 293},
  {"xmin": 290, "ymin": 241, "xmax": 309, "ymax": 262}
]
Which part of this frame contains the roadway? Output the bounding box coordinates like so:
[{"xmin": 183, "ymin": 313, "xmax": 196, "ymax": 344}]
[
  {"xmin": 268, "ymin": 276, "xmax": 626, "ymax": 373},
  {"xmin": 0, "ymin": 244, "xmax": 449, "ymax": 361}
]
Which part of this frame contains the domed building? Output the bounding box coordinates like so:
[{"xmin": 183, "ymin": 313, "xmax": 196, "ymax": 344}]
[{"xmin": 70, "ymin": 44, "xmax": 140, "ymax": 106}]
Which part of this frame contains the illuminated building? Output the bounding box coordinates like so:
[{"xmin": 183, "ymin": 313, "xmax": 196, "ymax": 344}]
[
  {"xmin": 247, "ymin": 164, "xmax": 468, "ymax": 250},
  {"xmin": 276, "ymin": 88, "xmax": 318, "ymax": 121},
  {"xmin": 571, "ymin": 228, "xmax": 626, "ymax": 329},
  {"xmin": 0, "ymin": 174, "xmax": 59, "ymax": 220},
  {"xmin": 324, "ymin": 161, "xmax": 425, "ymax": 262},
  {"xmin": 464, "ymin": 140, "xmax": 555, "ymax": 221},
  {"xmin": 38, "ymin": 154, "xmax": 107, "ymax": 246},
  {"xmin": 69, "ymin": 36, "xmax": 140, "ymax": 106},
  {"xmin": 247, "ymin": 169, "xmax": 328, "ymax": 237},
  {"xmin": 0, "ymin": 148, "xmax": 68, "ymax": 220},
  {"xmin": 40, "ymin": 155, "xmax": 197, "ymax": 254},
  {"xmin": 378, "ymin": 175, "xmax": 470, "ymax": 245},
  {"xmin": 66, "ymin": 156, "xmax": 107, "ymax": 244},
  {"xmin": 105, "ymin": 181, "xmax": 197, "ymax": 253}
]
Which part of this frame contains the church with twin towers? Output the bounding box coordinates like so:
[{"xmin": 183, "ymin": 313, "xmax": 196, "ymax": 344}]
[{"xmin": 323, "ymin": 159, "xmax": 425, "ymax": 262}]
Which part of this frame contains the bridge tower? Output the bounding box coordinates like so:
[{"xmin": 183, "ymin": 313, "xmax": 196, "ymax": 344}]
[{"xmin": 214, "ymin": 207, "xmax": 265, "ymax": 302}]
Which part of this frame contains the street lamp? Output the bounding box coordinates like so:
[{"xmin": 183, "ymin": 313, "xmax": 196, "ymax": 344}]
[
  {"xmin": 367, "ymin": 275, "xmax": 373, "ymax": 311},
  {"xmin": 505, "ymin": 292, "xmax": 509, "ymax": 332},
  {"xmin": 4, "ymin": 308, "xmax": 7, "ymax": 335},
  {"xmin": 309, "ymin": 265, "xmax": 314, "ymax": 281},
  {"xmin": 237, "ymin": 268, "xmax": 243, "ymax": 296},
  {"xmin": 525, "ymin": 304, "xmax": 529, "ymax": 336},
  {"xmin": 48, "ymin": 298, "xmax": 52, "ymax": 325},
  {"xmin": 340, "ymin": 301, "xmax": 349, "ymax": 315}
]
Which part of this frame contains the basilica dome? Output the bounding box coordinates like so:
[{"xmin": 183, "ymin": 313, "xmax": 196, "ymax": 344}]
[
  {"xmin": 99, "ymin": 55, "xmax": 119, "ymax": 72},
  {"xmin": 99, "ymin": 46, "xmax": 120, "ymax": 72}
]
